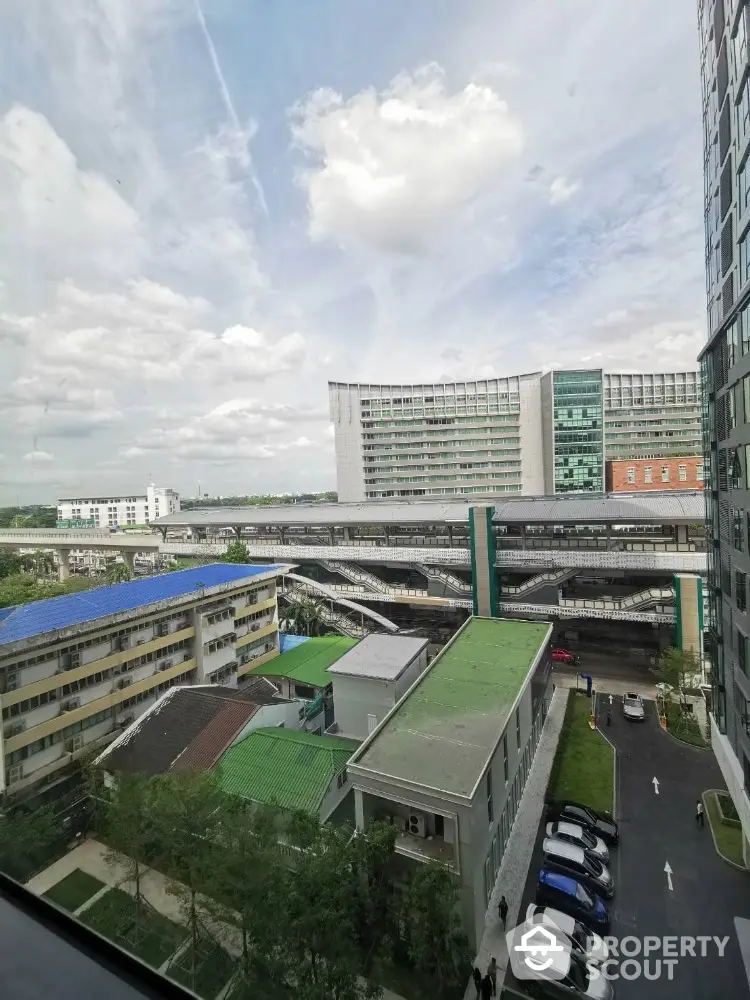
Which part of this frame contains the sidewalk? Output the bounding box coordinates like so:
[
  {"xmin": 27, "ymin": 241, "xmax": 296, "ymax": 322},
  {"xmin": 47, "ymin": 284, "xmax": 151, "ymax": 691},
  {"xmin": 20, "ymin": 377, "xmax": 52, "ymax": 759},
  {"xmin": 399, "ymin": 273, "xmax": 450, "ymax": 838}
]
[
  {"xmin": 464, "ymin": 686, "xmax": 569, "ymax": 999},
  {"xmin": 553, "ymin": 671, "xmax": 658, "ymax": 700}
]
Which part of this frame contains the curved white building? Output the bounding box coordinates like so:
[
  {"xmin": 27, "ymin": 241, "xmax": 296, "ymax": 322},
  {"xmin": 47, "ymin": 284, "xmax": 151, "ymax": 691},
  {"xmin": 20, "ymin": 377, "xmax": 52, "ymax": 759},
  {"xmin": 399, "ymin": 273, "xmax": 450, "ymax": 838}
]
[{"xmin": 329, "ymin": 371, "xmax": 701, "ymax": 502}]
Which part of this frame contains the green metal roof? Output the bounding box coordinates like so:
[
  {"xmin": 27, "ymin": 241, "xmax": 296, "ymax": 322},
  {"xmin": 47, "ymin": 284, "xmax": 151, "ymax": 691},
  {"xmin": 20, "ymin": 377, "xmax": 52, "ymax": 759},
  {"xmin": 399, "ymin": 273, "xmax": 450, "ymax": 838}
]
[
  {"xmin": 247, "ymin": 635, "xmax": 358, "ymax": 689},
  {"xmin": 216, "ymin": 728, "xmax": 360, "ymax": 814},
  {"xmin": 349, "ymin": 617, "xmax": 551, "ymax": 799}
]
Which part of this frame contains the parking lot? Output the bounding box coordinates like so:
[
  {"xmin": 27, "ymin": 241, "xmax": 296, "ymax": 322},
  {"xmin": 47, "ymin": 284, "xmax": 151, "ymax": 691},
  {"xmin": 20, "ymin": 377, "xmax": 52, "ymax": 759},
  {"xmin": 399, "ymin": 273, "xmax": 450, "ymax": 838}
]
[{"xmin": 507, "ymin": 694, "xmax": 750, "ymax": 999}]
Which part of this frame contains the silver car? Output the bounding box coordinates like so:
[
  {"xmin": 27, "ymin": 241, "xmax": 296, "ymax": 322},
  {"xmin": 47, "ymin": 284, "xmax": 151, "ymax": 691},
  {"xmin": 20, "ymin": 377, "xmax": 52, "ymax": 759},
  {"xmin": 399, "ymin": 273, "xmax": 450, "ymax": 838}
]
[
  {"xmin": 525, "ymin": 904, "xmax": 610, "ymax": 965},
  {"xmin": 622, "ymin": 692, "xmax": 645, "ymax": 721},
  {"xmin": 545, "ymin": 821, "xmax": 610, "ymax": 863}
]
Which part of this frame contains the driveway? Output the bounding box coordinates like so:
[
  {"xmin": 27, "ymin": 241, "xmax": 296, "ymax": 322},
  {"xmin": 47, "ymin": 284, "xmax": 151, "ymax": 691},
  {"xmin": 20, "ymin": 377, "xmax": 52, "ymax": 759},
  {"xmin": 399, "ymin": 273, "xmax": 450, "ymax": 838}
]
[{"xmin": 507, "ymin": 698, "xmax": 750, "ymax": 999}]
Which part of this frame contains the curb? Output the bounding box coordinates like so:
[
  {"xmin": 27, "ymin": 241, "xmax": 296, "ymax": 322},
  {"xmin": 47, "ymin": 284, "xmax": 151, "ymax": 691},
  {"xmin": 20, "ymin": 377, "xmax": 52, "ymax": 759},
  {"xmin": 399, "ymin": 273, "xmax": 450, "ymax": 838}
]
[
  {"xmin": 592, "ymin": 691, "xmax": 618, "ymax": 820},
  {"xmin": 702, "ymin": 789, "xmax": 750, "ymax": 873},
  {"xmin": 653, "ymin": 701, "xmax": 709, "ymax": 751}
]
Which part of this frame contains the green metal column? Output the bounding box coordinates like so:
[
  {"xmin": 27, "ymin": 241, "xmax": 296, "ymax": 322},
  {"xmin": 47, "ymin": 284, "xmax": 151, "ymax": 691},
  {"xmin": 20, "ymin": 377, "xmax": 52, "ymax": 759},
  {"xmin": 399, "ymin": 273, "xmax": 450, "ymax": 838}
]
[{"xmin": 469, "ymin": 506, "xmax": 499, "ymax": 617}]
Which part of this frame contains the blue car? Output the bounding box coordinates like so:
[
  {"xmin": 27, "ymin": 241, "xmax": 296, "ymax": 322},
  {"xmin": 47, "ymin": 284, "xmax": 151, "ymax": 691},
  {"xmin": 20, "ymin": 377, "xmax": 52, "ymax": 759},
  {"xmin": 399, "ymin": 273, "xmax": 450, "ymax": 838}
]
[{"xmin": 536, "ymin": 869, "xmax": 610, "ymax": 932}]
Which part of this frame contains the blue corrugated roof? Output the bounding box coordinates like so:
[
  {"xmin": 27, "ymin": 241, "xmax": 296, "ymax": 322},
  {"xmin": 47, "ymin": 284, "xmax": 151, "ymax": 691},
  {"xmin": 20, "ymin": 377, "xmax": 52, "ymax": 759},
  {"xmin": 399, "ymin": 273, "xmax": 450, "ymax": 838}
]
[
  {"xmin": 278, "ymin": 632, "xmax": 311, "ymax": 653},
  {"xmin": 0, "ymin": 564, "xmax": 280, "ymax": 646}
]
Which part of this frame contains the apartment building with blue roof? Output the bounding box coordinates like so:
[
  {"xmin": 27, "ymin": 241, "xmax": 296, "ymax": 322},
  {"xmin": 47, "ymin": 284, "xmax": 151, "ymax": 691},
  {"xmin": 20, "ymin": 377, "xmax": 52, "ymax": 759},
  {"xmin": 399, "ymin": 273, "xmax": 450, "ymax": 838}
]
[{"xmin": 0, "ymin": 563, "xmax": 288, "ymax": 802}]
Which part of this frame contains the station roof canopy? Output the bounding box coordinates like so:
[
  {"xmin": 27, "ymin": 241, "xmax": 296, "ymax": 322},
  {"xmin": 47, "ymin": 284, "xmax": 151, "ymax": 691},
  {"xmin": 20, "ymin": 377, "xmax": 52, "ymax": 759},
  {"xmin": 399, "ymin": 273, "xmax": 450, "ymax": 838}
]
[{"xmin": 153, "ymin": 491, "xmax": 704, "ymax": 530}]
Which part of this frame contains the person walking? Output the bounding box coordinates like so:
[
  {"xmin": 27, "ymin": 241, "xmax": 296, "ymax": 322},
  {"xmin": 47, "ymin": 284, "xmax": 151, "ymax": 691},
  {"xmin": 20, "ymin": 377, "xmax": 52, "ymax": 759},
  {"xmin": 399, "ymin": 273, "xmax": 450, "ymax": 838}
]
[
  {"xmin": 472, "ymin": 967, "xmax": 482, "ymax": 998},
  {"xmin": 498, "ymin": 895, "xmax": 508, "ymax": 929},
  {"xmin": 480, "ymin": 973, "xmax": 493, "ymax": 1000},
  {"xmin": 488, "ymin": 957, "xmax": 498, "ymax": 996},
  {"xmin": 696, "ymin": 798, "xmax": 705, "ymax": 827}
]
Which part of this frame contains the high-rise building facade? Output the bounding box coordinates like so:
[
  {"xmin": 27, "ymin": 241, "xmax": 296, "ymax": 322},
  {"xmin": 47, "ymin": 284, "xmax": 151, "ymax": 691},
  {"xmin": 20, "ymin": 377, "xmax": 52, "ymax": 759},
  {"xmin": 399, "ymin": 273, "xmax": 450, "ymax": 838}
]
[
  {"xmin": 57, "ymin": 484, "xmax": 180, "ymax": 528},
  {"xmin": 329, "ymin": 369, "xmax": 701, "ymax": 502},
  {"xmin": 698, "ymin": 0, "xmax": 750, "ymax": 861}
]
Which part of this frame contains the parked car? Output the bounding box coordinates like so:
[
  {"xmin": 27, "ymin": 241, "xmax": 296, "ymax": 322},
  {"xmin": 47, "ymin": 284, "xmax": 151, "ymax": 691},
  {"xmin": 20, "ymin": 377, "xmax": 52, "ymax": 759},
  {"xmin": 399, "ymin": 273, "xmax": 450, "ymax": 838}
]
[
  {"xmin": 535, "ymin": 870, "xmax": 610, "ymax": 932},
  {"xmin": 542, "ymin": 839, "xmax": 614, "ymax": 899},
  {"xmin": 552, "ymin": 648, "xmax": 577, "ymax": 665},
  {"xmin": 622, "ymin": 692, "xmax": 645, "ymax": 722},
  {"xmin": 516, "ymin": 934, "xmax": 614, "ymax": 999},
  {"xmin": 525, "ymin": 903, "xmax": 610, "ymax": 965},
  {"xmin": 545, "ymin": 801, "xmax": 619, "ymax": 846},
  {"xmin": 545, "ymin": 821, "xmax": 610, "ymax": 863}
]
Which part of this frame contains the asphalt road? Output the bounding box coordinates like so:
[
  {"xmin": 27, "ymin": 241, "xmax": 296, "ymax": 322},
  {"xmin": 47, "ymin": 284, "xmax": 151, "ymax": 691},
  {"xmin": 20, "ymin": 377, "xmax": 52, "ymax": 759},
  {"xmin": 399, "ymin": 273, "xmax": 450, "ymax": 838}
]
[{"xmin": 507, "ymin": 698, "xmax": 750, "ymax": 999}]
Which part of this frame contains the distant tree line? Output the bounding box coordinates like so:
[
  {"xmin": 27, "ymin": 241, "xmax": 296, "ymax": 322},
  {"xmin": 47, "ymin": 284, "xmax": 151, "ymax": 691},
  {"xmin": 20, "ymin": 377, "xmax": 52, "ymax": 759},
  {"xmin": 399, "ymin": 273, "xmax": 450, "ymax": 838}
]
[
  {"xmin": 181, "ymin": 491, "xmax": 337, "ymax": 510},
  {"xmin": 0, "ymin": 506, "xmax": 57, "ymax": 528}
]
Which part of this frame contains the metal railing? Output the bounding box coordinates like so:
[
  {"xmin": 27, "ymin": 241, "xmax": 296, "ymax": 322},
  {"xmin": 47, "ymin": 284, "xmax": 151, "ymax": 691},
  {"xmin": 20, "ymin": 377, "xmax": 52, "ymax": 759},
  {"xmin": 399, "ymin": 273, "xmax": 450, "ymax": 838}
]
[
  {"xmin": 414, "ymin": 564, "xmax": 472, "ymax": 593},
  {"xmin": 502, "ymin": 569, "xmax": 576, "ymax": 597}
]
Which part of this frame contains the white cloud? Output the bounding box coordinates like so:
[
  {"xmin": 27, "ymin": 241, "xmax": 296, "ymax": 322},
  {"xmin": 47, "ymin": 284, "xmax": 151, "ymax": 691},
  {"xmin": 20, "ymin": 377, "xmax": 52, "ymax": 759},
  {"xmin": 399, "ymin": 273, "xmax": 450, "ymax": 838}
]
[
  {"xmin": 23, "ymin": 450, "xmax": 54, "ymax": 463},
  {"xmin": 291, "ymin": 62, "xmax": 523, "ymax": 252},
  {"xmin": 549, "ymin": 176, "xmax": 580, "ymax": 205}
]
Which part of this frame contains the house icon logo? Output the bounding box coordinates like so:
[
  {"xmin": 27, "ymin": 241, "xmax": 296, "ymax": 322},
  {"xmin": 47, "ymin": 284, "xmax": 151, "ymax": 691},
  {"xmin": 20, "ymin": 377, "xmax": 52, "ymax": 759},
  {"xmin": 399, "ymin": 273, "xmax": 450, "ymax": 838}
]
[{"xmin": 506, "ymin": 919, "xmax": 571, "ymax": 981}]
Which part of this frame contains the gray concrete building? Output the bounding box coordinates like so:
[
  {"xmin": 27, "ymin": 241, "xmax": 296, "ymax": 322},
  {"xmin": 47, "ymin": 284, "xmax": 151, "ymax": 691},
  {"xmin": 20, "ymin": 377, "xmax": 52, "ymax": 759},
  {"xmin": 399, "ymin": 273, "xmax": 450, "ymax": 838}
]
[
  {"xmin": 329, "ymin": 370, "xmax": 701, "ymax": 502},
  {"xmin": 698, "ymin": 0, "xmax": 750, "ymax": 862}
]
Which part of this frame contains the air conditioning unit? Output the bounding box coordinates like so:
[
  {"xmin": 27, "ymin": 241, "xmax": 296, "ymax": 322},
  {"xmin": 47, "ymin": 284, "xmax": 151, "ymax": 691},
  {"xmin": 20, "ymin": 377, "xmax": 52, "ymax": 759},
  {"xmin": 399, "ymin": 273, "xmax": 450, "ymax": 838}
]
[
  {"xmin": 5, "ymin": 673, "xmax": 17, "ymax": 692},
  {"xmin": 117, "ymin": 636, "xmax": 130, "ymax": 651},
  {"xmin": 251, "ymin": 624, "xmax": 260, "ymax": 632},
  {"xmin": 183, "ymin": 652, "xmax": 191, "ymax": 662},
  {"xmin": 65, "ymin": 735, "xmax": 84, "ymax": 753},
  {"xmin": 9, "ymin": 721, "xmax": 26, "ymax": 736},
  {"xmin": 117, "ymin": 677, "xmax": 133, "ymax": 690},
  {"xmin": 159, "ymin": 660, "xmax": 173, "ymax": 671},
  {"xmin": 406, "ymin": 811, "xmax": 427, "ymax": 838},
  {"xmin": 70, "ymin": 651, "xmax": 81, "ymax": 668},
  {"xmin": 137, "ymin": 639, "xmax": 145, "ymax": 646},
  {"xmin": 116, "ymin": 713, "xmax": 135, "ymax": 727},
  {"xmin": 157, "ymin": 624, "xmax": 169, "ymax": 637},
  {"xmin": 7, "ymin": 765, "xmax": 23, "ymax": 785},
  {"xmin": 61, "ymin": 697, "xmax": 81, "ymax": 711}
]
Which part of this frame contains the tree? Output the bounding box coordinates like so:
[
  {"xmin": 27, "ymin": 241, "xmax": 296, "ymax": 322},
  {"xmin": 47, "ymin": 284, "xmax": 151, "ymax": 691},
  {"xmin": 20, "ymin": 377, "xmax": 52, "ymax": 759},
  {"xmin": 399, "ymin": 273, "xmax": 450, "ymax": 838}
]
[
  {"xmin": 349, "ymin": 821, "xmax": 399, "ymax": 970},
  {"xmin": 149, "ymin": 772, "xmax": 225, "ymax": 991},
  {"xmin": 403, "ymin": 863, "xmax": 471, "ymax": 994},
  {"xmin": 0, "ymin": 551, "xmax": 22, "ymax": 579},
  {"xmin": 102, "ymin": 772, "xmax": 154, "ymax": 920},
  {"xmin": 0, "ymin": 805, "xmax": 63, "ymax": 881},
  {"xmin": 282, "ymin": 820, "xmax": 381, "ymax": 1000},
  {"xmin": 282, "ymin": 595, "xmax": 328, "ymax": 637},
  {"xmin": 657, "ymin": 646, "xmax": 702, "ymax": 708},
  {"xmin": 221, "ymin": 540, "xmax": 252, "ymax": 564},
  {"xmin": 106, "ymin": 561, "xmax": 131, "ymax": 585},
  {"xmin": 208, "ymin": 802, "xmax": 289, "ymax": 992}
]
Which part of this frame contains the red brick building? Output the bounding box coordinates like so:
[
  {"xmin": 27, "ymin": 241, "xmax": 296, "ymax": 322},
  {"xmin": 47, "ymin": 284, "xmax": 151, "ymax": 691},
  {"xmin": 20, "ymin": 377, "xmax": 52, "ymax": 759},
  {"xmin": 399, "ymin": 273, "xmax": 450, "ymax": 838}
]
[{"xmin": 606, "ymin": 456, "xmax": 704, "ymax": 492}]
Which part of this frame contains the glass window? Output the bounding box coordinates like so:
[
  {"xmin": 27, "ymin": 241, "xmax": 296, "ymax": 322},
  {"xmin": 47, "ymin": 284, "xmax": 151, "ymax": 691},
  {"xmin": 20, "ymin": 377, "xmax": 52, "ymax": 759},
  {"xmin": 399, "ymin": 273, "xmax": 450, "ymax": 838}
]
[
  {"xmin": 678, "ymin": 464, "xmax": 687, "ymax": 482},
  {"xmin": 741, "ymin": 227, "xmax": 750, "ymax": 290},
  {"xmin": 627, "ymin": 467, "xmax": 635, "ymax": 484},
  {"xmin": 503, "ymin": 735, "xmax": 509, "ymax": 783},
  {"xmin": 662, "ymin": 466, "xmax": 670, "ymax": 483},
  {"xmin": 644, "ymin": 466, "xmax": 653, "ymax": 484},
  {"xmin": 737, "ymin": 571, "xmax": 747, "ymax": 612},
  {"xmin": 744, "ymin": 375, "xmax": 750, "ymax": 424}
]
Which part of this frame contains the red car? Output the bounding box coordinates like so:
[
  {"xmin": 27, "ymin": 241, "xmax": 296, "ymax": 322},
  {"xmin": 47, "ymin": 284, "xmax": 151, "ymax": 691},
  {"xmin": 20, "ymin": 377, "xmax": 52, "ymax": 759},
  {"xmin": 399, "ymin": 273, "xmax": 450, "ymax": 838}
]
[{"xmin": 551, "ymin": 648, "xmax": 577, "ymax": 665}]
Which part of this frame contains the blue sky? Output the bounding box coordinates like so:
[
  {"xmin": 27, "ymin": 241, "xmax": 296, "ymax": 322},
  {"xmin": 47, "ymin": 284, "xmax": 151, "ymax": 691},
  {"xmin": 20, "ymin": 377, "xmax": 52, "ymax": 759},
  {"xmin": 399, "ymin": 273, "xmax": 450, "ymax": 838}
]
[{"xmin": 0, "ymin": 0, "xmax": 705, "ymax": 502}]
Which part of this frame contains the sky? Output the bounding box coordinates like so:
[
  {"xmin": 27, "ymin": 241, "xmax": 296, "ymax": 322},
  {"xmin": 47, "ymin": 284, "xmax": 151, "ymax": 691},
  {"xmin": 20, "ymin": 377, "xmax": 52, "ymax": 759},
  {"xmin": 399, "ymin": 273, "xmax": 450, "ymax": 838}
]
[{"xmin": 0, "ymin": 0, "xmax": 706, "ymax": 504}]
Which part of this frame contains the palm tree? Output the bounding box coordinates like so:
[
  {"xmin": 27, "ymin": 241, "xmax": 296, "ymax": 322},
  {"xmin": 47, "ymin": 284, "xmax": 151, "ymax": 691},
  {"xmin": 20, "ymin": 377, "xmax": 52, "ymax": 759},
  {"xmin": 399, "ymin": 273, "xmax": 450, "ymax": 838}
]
[{"xmin": 281, "ymin": 594, "xmax": 327, "ymax": 636}]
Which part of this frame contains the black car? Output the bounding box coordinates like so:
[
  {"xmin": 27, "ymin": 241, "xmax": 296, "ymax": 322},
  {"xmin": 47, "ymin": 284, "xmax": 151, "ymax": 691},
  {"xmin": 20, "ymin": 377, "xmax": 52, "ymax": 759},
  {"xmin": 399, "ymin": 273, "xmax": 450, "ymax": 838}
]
[{"xmin": 545, "ymin": 801, "xmax": 619, "ymax": 846}]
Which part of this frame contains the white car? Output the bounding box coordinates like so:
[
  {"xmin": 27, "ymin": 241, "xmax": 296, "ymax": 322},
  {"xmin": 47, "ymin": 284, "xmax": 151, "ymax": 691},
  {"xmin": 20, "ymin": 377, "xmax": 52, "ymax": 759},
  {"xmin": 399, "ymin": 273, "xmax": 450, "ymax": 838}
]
[
  {"xmin": 525, "ymin": 904, "xmax": 610, "ymax": 966},
  {"xmin": 545, "ymin": 820, "xmax": 610, "ymax": 863},
  {"xmin": 622, "ymin": 692, "xmax": 645, "ymax": 721}
]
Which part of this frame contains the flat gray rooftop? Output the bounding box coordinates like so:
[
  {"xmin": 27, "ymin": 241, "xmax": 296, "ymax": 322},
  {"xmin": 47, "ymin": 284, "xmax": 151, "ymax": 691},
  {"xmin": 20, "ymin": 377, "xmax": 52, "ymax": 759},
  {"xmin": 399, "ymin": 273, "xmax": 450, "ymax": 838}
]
[
  {"xmin": 349, "ymin": 617, "xmax": 552, "ymax": 799},
  {"xmin": 153, "ymin": 491, "xmax": 704, "ymax": 529},
  {"xmin": 327, "ymin": 634, "xmax": 429, "ymax": 680}
]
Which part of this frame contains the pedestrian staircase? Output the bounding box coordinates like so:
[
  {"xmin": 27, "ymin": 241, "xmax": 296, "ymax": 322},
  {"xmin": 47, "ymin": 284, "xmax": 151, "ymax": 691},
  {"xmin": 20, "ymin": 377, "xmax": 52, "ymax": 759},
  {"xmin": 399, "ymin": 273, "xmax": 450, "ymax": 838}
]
[
  {"xmin": 321, "ymin": 560, "xmax": 393, "ymax": 594},
  {"xmin": 414, "ymin": 564, "xmax": 472, "ymax": 594},
  {"xmin": 558, "ymin": 586, "xmax": 674, "ymax": 613},
  {"xmin": 502, "ymin": 569, "xmax": 577, "ymax": 597}
]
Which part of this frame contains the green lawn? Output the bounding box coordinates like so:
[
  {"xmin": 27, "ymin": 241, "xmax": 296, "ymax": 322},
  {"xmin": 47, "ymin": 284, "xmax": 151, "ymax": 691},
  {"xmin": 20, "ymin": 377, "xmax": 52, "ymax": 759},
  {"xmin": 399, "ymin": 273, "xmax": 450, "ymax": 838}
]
[
  {"xmin": 705, "ymin": 791, "xmax": 747, "ymax": 868},
  {"xmin": 167, "ymin": 935, "xmax": 236, "ymax": 999},
  {"xmin": 81, "ymin": 887, "xmax": 185, "ymax": 968},
  {"xmin": 43, "ymin": 869, "xmax": 105, "ymax": 912},
  {"xmin": 546, "ymin": 693, "xmax": 614, "ymax": 814},
  {"xmin": 664, "ymin": 702, "xmax": 708, "ymax": 748}
]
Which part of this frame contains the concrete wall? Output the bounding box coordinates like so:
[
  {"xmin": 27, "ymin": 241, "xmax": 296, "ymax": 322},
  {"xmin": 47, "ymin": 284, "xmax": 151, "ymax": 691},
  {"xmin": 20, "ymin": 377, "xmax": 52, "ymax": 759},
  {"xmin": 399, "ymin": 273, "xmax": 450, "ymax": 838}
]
[
  {"xmin": 329, "ymin": 384, "xmax": 366, "ymax": 503},
  {"xmin": 519, "ymin": 374, "xmax": 545, "ymax": 495},
  {"xmin": 394, "ymin": 649, "xmax": 429, "ymax": 701},
  {"xmin": 333, "ymin": 674, "xmax": 398, "ymax": 740}
]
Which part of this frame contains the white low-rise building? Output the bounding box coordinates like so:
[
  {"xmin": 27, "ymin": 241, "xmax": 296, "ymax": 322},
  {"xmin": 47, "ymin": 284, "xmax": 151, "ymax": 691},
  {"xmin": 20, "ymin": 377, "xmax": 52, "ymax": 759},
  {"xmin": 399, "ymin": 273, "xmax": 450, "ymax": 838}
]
[{"xmin": 57, "ymin": 483, "xmax": 180, "ymax": 528}]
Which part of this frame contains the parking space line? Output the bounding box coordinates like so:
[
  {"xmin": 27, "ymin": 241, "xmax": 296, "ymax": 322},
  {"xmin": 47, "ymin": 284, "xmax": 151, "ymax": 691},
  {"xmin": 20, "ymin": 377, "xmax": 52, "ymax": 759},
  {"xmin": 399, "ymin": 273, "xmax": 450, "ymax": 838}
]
[{"xmin": 735, "ymin": 918, "xmax": 750, "ymax": 995}]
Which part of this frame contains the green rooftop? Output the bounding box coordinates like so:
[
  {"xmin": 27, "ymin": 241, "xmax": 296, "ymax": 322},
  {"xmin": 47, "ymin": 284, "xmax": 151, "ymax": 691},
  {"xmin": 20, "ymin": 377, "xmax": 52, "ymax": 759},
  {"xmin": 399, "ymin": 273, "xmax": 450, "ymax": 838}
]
[
  {"xmin": 349, "ymin": 617, "xmax": 551, "ymax": 798},
  {"xmin": 247, "ymin": 635, "xmax": 357, "ymax": 689},
  {"xmin": 216, "ymin": 728, "xmax": 360, "ymax": 814}
]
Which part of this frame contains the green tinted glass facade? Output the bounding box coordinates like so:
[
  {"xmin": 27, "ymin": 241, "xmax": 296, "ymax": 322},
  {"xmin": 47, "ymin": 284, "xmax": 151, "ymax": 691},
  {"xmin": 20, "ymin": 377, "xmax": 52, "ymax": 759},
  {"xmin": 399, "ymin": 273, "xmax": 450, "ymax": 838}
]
[{"xmin": 553, "ymin": 369, "xmax": 604, "ymax": 493}]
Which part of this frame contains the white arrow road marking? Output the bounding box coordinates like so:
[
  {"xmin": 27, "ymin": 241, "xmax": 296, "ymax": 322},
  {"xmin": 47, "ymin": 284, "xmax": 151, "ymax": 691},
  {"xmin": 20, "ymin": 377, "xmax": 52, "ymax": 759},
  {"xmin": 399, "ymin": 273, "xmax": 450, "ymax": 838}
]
[
  {"xmin": 664, "ymin": 861, "xmax": 673, "ymax": 891},
  {"xmin": 609, "ymin": 695, "xmax": 613, "ymax": 705},
  {"xmin": 653, "ymin": 776, "xmax": 660, "ymax": 795}
]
